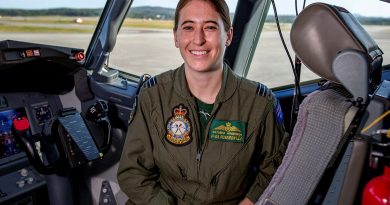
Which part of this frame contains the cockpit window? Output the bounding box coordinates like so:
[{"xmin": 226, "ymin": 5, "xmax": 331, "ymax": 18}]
[
  {"xmin": 109, "ymin": 0, "xmax": 238, "ymax": 76},
  {"xmin": 248, "ymin": 0, "xmax": 390, "ymax": 88},
  {"xmin": 0, "ymin": 0, "xmax": 106, "ymax": 50},
  {"xmin": 2, "ymin": 0, "xmax": 387, "ymax": 90}
]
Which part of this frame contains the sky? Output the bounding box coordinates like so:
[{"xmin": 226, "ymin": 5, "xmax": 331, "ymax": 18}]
[{"xmin": 0, "ymin": 0, "xmax": 389, "ymax": 17}]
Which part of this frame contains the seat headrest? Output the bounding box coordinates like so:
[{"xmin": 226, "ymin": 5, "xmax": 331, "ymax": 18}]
[{"xmin": 290, "ymin": 3, "xmax": 383, "ymax": 84}]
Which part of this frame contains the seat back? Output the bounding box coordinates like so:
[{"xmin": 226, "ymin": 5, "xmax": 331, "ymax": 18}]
[
  {"xmin": 258, "ymin": 88, "xmax": 353, "ymax": 205},
  {"xmin": 257, "ymin": 3, "xmax": 383, "ymax": 205}
]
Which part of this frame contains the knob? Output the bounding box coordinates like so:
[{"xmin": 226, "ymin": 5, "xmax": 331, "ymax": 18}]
[
  {"xmin": 16, "ymin": 180, "xmax": 25, "ymax": 188},
  {"xmin": 20, "ymin": 168, "xmax": 28, "ymax": 177},
  {"xmin": 26, "ymin": 177, "xmax": 34, "ymax": 184}
]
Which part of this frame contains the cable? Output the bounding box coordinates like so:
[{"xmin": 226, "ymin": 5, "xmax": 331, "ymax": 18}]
[
  {"xmin": 272, "ymin": 0, "xmax": 302, "ymax": 131},
  {"xmin": 295, "ymin": 0, "xmax": 307, "ymax": 15},
  {"xmin": 270, "ymin": 0, "xmax": 299, "ymax": 85},
  {"xmin": 361, "ymin": 110, "xmax": 390, "ymax": 133}
]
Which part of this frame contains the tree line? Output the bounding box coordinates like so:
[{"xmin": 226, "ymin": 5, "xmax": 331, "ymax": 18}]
[
  {"xmin": 0, "ymin": 7, "xmax": 389, "ymax": 25},
  {"xmin": 0, "ymin": 6, "xmax": 174, "ymax": 19},
  {"xmin": 264, "ymin": 15, "xmax": 390, "ymax": 25}
]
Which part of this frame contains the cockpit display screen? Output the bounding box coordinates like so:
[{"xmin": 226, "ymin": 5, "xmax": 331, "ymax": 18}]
[{"xmin": 0, "ymin": 108, "xmax": 26, "ymax": 161}]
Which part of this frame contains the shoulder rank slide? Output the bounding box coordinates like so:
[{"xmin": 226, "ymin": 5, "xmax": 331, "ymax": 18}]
[
  {"xmin": 257, "ymin": 83, "xmax": 271, "ymax": 97},
  {"xmin": 143, "ymin": 76, "xmax": 157, "ymax": 88}
]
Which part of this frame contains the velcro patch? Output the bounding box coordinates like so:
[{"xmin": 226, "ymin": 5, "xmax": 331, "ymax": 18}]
[
  {"xmin": 209, "ymin": 119, "xmax": 246, "ymax": 143},
  {"xmin": 273, "ymin": 98, "xmax": 284, "ymax": 125}
]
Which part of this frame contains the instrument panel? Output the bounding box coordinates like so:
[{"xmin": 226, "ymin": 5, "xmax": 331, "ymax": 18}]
[
  {"xmin": 0, "ymin": 108, "xmax": 25, "ymax": 162},
  {"xmin": 0, "ymin": 92, "xmax": 62, "ymax": 204},
  {"xmin": 0, "ymin": 92, "xmax": 62, "ymax": 165}
]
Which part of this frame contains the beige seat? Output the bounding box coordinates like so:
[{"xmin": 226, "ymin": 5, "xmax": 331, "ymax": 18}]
[{"xmin": 257, "ymin": 3, "xmax": 383, "ymax": 205}]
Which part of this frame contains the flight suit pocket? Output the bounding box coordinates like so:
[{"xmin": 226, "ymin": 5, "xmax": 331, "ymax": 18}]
[
  {"xmin": 160, "ymin": 174, "xmax": 187, "ymax": 200},
  {"xmin": 209, "ymin": 149, "xmax": 254, "ymax": 199},
  {"xmin": 149, "ymin": 188, "xmax": 176, "ymax": 205}
]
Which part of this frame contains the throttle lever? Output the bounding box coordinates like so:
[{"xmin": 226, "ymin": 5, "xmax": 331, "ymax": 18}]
[
  {"xmin": 12, "ymin": 117, "xmax": 62, "ymax": 175},
  {"xmin": 85, "ymin": 100, "xmax": 112, "ymax": 153}
]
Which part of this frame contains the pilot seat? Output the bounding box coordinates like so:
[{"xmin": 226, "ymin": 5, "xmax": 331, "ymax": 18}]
[{"xmin": 257, "ymin": 3, "xmax": 384, "ymax": 205}]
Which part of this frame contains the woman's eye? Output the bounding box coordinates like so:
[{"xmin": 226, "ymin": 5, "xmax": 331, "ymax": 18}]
[
  {"xmin": 182, "ymin": 26, "xmax": 193, "ymax": 31},
  {"xmin": 205, "ymin": 26, "xmax": 218, "ymax": 30}
]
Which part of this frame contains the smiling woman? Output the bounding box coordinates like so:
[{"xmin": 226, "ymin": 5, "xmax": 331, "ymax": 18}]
[
  {"xmin": 172, "ymin": 0, "xmax": 233, "ymax": 104},
  {"xmin": 117, "ymin": 1, "xmax": 289, "ymax": 204}
]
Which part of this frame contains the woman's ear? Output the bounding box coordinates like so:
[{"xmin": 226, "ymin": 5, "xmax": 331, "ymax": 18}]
[
  {"xmin": 226, "ymin": 40, "xmax": 231, "ymax": 46},
  {"xmin": 226, "ymin": 27, "xmax": 233, "ymax": 47},
  {"xmin": 173, "ymin": 29, "xmax": 179, "ymax": 48}
]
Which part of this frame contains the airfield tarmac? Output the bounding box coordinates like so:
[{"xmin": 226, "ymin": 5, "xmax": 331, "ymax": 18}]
[{"xmin": 0, "ymin": 26, "xmax": 389, "ymax": 88}]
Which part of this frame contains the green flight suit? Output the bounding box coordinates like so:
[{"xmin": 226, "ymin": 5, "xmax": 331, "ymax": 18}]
[{"xmin": 117, "ymin": 64, "xmax": 289, "ymax": 204}]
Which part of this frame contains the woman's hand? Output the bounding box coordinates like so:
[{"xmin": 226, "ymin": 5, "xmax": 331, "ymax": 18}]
[{"xmin": 239, "ymin": 197, "xmax": 254, "ymax": 205}]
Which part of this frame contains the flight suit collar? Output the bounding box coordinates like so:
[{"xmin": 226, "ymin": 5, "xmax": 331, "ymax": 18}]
[{"xmin": 173, "ymin": 63, "xmax": 240, "ymax": 103}]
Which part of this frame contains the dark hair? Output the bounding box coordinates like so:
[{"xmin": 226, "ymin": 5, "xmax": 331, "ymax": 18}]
[{"xmin": 173, "ymin": 0, "xmax": 231, "ymax": 32}]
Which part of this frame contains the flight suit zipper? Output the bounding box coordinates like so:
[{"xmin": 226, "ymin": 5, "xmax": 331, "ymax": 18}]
[
  {"xmin": 188, "ymin": 100, "xmax": 221, "ymax": 177},
  {"xmin": 189, "ymin": 99, "xmax": 221, "ymax": 200},
  {"xmin": 186, "ymin": 99, "xmax": 202, "ymax": 178},
  {"xmin": 194, "ymin": 102, "xmax": 221, "ymax": 200},
  {"xmin": 194, "ymin": 103, "xmax": 221, "ymax": 161},
  {"xmin": 183, "ymin": 98, "xmax": 203, "ymax": 200},
  {"xmin": 199, "ymin": 102, "xmax": 221, "ymax": 159},
  {"xmin": 196, "ymin": 148, "xmax": 201, "ymax": 179},
  {"xmin": 196, "ymin": 149, "xmax": 201, "ymax": 161}
]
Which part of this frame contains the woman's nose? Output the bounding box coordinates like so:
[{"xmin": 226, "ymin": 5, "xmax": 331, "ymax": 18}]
[{"xmin": 193, "ymin": 28, "xmax": 206, "ymax": 45}]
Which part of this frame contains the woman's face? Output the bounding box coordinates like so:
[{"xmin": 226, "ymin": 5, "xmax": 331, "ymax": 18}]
[{"xmin": 174, "ymin": 0, "xmax": 233, "ymax": 73}]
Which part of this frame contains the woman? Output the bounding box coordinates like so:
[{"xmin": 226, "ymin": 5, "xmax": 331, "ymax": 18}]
[{"xmin": 117, "ymin": 0, "xmax": 288, "ymax": 204}]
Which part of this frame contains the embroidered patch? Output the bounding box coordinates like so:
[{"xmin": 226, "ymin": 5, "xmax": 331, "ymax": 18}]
[
  {"xmin": 273, "ymin": 98, "xmax": 284, "ymax": 125},
  {"xmin": 165, "ymin": 104, "xmax": 192, "ymax": 146},
  {"xmin": 209, "ymin": 120, "xmax": 246, "ymax": 143}
]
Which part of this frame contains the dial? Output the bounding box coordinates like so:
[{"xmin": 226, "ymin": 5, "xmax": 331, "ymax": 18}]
[{"xmin": 33, "ymin": 104, "xmax": 52, "ymax": 124}]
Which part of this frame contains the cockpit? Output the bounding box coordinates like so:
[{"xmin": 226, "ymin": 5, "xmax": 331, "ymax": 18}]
[{"xmin": 0, "ymin": 0, "xmax": 389, "ymax": 205}]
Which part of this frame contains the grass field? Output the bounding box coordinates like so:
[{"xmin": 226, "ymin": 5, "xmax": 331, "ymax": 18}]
[
  {"xmin": 0, "ymin": 24, "xmax": 91, "ymax": 33},
  {"xmin": 1, "ymin": 16, "xmax": 98, "ymax": 24},
  {"xmin": 0, "ymin": 16, "xmax": 173, "ymax": 32},
  {"xmin": 0, "ymin": 16, "xmax": 292, "ymax": 32}
]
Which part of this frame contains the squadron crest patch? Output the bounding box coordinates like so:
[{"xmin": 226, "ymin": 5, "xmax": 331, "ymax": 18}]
[{"xmin": 165, "ymin": 104, "xmax": 192, "ymax": 146}]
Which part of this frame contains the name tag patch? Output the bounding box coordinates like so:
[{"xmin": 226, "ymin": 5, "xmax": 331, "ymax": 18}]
[{"xmin": 209, "ymin": 120, "xmax": 246, "ymax": 143}]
